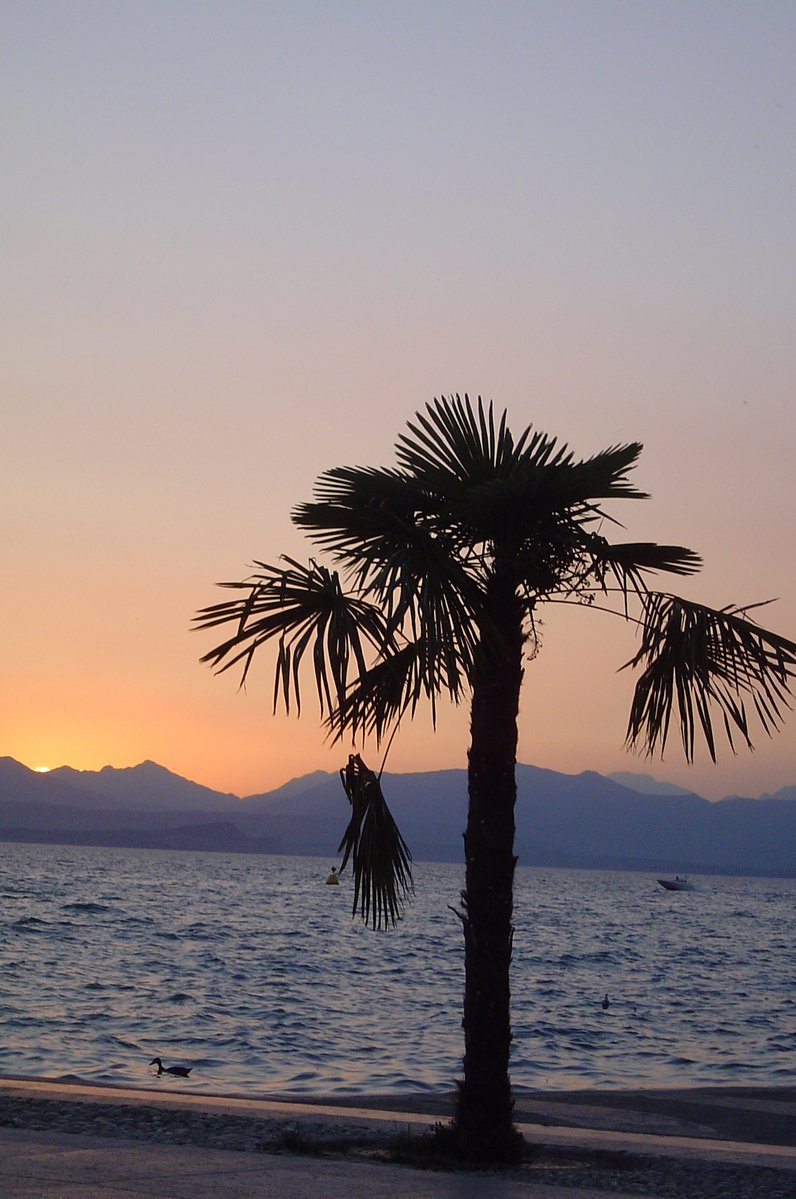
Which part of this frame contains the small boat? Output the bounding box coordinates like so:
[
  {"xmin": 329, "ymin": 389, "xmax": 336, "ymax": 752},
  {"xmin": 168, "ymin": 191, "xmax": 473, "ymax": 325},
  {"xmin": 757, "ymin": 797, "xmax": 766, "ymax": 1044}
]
[{"xmin": 657, "ymin": 876, "xmax": 697, "ymax": 892}]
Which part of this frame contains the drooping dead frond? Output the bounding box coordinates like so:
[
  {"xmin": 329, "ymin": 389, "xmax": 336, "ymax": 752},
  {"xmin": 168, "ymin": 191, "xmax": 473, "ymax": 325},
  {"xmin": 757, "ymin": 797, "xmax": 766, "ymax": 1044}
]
[
  {"xmin": 624, "ymin": 593, "xmax": 796, "ymax": 762},
  {"xmin": 338, "ymin": 754, "xmax": 413, "ymax": 930}
]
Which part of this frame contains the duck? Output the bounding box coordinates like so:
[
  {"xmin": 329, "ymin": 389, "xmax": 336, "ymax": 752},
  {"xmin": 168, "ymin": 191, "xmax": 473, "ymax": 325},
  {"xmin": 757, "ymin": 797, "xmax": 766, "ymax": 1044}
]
[
  {"xmin": 150, "ymin": 1057, "xmax": 192, "ymax": 1078},
  {"xmin": 601, "ymin": 993, "xmax": 610, "ymax": 1011}
]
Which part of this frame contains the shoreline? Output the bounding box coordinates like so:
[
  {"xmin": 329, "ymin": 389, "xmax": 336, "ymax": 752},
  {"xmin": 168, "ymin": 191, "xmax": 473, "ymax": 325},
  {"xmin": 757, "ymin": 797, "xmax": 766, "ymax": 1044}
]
[
  {"xmin": 2, "ymin": 1076, "xmax": 795, "ymax": 1198},
  {"xmin": 3, "ymin": 1073, "xmax": 796, "ymax": 1143}
]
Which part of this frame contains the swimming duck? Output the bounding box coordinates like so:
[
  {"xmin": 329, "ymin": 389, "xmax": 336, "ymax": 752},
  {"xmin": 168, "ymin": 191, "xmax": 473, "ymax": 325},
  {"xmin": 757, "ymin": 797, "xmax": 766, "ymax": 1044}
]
[
  {"xmin": 602, "ymin": 993, "xmax": 610, "ymax": 1010},
  {"xmin": 150, "ymin": 1057, "xmax": 192, "ymax": 1077}
]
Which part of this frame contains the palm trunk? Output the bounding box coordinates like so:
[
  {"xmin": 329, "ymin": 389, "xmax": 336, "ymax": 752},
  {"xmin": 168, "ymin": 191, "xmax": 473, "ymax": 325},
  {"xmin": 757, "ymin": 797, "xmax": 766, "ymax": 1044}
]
[{"xmin": 455, "ymin": 566, "xmax": 525, "ymax": 1161}]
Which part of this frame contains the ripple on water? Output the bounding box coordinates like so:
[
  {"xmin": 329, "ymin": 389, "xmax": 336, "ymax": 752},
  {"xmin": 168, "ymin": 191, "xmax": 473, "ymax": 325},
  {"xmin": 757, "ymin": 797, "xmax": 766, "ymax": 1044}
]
[
  {"xmin": 0, "ymin": 846, "xmax": 794, "ymax": 1094},
  {"xmin": 61, "ymin": 902, "xmax": 112, "ymax": 913}
]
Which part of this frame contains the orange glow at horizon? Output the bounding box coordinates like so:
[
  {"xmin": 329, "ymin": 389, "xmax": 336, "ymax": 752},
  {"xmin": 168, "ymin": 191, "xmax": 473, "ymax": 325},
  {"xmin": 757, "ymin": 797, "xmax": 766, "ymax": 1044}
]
[{"xmin": 3, "ymin": 5, "xmax": 795, "ymax": 808}]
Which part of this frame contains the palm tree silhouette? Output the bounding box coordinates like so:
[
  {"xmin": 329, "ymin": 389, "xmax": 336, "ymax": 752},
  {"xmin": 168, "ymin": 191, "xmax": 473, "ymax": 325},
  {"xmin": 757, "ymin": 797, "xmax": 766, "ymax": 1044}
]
[{"xmin": 195, "ymin": 394, "xmax": 795, "ymax": 1161}]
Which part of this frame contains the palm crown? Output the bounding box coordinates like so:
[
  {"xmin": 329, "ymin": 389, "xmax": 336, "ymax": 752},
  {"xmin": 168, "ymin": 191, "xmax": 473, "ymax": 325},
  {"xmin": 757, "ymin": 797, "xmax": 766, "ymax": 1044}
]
[{"xmin": 197, "ymin": 394, "xmax": 792, "ymax": 763}]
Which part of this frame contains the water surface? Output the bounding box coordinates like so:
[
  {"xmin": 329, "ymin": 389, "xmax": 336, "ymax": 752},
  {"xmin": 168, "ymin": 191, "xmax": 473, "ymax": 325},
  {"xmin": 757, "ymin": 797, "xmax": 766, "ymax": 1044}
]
[{"xmin": 1, "ymin": 843, "xmax": 792, "ymax": 1094}]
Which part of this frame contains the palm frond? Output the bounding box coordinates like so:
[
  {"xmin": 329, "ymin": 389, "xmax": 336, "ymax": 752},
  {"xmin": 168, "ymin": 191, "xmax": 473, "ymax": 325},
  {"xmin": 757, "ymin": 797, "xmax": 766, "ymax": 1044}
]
[
  {"xmin": 395, "ymin": 393, "xmax": 569, "ymax": 486},
  {"xmin": 587, "ymin": 540, "xmax": 703, "ymax": 604},
  {"xmin": 394, "ymin": 399, "xmax": 651, "ymax": 579},
  {"xmin": 624, "ymin": 593, "xmax": 796, "ymax": 761},
  {"xmin": 338, "ymin": 754, "xmax": 413, "ymax": 929},
  {"xmin": 594, "ymin": 542, "xmax": 702, "ymax": 579},
  {"xmin": 293, "ymin": 466, "xmax": 426, "ymax": 565},
  {"xmin": 559, "ymin": 442, "xmax": 648, "ymax": 502},
  {"xmin": 194, "ymin": 557, "xmax": 388, "ymax": 721},
  {"xmin": 294, "ymin": 463, "xmax": 484, "ymax": 696},
  {"xmin": 325, "ymin": 640, "xmax": 444, "ymax": 742}
]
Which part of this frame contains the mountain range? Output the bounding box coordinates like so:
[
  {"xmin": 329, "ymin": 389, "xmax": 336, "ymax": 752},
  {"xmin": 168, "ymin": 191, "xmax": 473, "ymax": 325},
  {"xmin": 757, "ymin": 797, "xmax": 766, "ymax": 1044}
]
[{"xmin": 1, "ymin": 756, "xmax": 794, "ymax": 877}]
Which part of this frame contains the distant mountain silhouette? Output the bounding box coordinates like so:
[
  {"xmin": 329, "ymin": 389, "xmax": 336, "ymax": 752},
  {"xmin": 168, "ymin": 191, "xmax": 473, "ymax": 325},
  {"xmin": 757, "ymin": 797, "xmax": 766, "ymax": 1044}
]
[
  {"xmin": 760, "ymin": 784, "xmax": 796, "ymax": 802},
  {"xmin": 45, "ymin": 759, "xmax": 240, "ymax": 812},
  {"xmin": 0, "ymin": 756, "xmax": 793, "ymax": 876},
  {"xmin": 607, "ymin": 771, "xmax": 694, "ymax": 796}
]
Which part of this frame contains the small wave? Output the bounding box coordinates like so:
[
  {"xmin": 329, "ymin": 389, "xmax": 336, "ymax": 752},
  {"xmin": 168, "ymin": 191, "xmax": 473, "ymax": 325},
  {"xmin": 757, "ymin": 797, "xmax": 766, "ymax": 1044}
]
[
  {"xmin": 766, "ymin": 1036, "xmax": 795, "ymax": 1052},
  {"xmin": 61, "ymin": 902, "xmax": 111, "ymax": 914},
  {"xmin": 103, "ymin": 1036, "xmax": 145, "ymax": 1052},
  {"xmin": 95, "ymin": 1063, "xmax": 128, "ymax": 1075}
]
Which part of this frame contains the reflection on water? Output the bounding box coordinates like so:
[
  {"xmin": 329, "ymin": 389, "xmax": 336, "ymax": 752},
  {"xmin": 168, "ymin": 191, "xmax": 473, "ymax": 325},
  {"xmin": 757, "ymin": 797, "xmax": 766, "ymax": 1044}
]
[{"xmin": 0, "ymin": 842, "xmax": 793, "ymax": 1094}]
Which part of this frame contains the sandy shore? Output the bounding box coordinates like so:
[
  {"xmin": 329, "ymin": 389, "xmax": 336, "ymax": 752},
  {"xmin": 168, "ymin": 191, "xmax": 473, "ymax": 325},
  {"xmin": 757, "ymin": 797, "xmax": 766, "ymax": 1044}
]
[{"xmin": 2, "ymin": 1076, "xmax": 795, "ymax": 1197}]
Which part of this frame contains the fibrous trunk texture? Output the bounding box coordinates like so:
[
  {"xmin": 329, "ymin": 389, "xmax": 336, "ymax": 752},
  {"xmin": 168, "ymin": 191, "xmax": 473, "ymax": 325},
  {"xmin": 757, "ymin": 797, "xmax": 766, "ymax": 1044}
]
[{"xmin": 455, "ymin": 566, "xmax": 525, "ymax": 1161}]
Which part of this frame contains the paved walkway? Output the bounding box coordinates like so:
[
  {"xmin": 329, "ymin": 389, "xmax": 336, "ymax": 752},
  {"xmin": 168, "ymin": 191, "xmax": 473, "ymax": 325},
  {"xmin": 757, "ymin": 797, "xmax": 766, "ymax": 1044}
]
[
  {"xmin": 0, "ymin": 1128, "xmax": 632, "ymax": 1199},
  {"xmin": 1, "ymin": 1079, "xmax": 794, "ymax": 1198}
]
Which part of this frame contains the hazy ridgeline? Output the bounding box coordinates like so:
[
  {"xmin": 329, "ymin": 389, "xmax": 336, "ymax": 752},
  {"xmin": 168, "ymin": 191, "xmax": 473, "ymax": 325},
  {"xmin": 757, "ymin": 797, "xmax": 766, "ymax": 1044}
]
[{"xmin": 3, "ymin": 758, "xmax": 795, "ymax": 876}]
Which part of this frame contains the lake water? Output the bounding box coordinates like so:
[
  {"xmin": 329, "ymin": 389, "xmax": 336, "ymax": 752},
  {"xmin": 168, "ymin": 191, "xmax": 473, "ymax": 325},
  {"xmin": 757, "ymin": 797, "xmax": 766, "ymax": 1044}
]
[{"xmin": 1, "ymin": 842, "xmax": 793, "ymax": 1095}]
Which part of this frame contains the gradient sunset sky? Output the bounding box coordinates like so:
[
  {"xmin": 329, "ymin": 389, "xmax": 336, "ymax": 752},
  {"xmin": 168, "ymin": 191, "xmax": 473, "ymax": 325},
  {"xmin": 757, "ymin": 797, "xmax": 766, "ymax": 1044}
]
[{"xmin": 4, "ymin": 2, "xmax": 795, "ymax": 802}]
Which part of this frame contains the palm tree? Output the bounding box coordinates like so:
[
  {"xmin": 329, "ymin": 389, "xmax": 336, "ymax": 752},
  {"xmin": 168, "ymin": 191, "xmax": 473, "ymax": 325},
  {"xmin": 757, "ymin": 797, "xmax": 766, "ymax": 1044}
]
[{"xmin": 195, "ymin": 394, "xmax": 796, "ymax": 1161}]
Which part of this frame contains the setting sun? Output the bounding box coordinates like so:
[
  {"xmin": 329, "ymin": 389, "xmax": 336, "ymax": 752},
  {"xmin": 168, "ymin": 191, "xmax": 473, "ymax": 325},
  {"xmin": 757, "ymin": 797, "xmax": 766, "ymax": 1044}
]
[{"xmin": 34, "ymin": 766, "xmax": 50, "ymax": 773}]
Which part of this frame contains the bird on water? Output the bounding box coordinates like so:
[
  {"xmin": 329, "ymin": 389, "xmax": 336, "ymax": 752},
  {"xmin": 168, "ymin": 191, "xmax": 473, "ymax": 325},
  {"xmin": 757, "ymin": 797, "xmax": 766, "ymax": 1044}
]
[
  {"xmin": 602, "ymin": 993, "xmax": 610, "ymax": 1011},
  {"xmin": 150, "ymin": 1057, "xmax": 192, "ymax": 1077}
]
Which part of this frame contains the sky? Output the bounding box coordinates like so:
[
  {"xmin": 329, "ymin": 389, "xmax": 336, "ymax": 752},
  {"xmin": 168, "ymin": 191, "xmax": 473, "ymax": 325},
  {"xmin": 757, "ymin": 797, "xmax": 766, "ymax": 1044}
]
[{"xmin": 3, "ymin": 1, "xmax": 795, "ymax": 802}]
